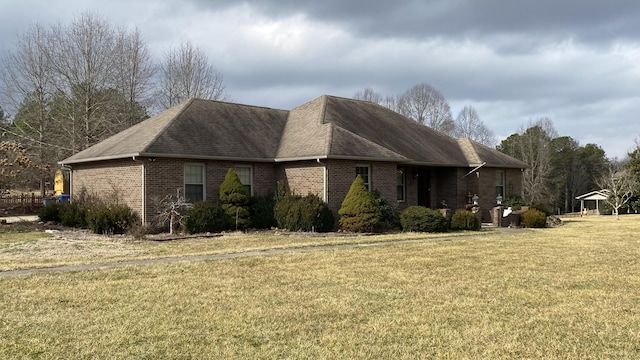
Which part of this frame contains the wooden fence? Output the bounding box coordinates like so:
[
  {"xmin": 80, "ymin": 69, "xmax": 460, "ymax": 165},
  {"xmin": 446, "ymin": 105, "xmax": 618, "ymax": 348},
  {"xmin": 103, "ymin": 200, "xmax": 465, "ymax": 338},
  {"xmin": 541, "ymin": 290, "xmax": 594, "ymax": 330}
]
[{"xmin": 0, "ymin": 193, "xmax": 44, "ymax": 215}]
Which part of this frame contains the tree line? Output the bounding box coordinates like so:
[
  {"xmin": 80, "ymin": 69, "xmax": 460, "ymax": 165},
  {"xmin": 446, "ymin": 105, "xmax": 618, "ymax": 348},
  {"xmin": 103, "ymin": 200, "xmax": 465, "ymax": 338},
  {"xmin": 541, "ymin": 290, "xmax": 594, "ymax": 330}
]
[
  {"xmin": 0, "ymin": 11, "xmax": 229, "ymax": 190},
  {"xmin": 353, "ymin": 84, "xmax": 496, "ymax": 147}
]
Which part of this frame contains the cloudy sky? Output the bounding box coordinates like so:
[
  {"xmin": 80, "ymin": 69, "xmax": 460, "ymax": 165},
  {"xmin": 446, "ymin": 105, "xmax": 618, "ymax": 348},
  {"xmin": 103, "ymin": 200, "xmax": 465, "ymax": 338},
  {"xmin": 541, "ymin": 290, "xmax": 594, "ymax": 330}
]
[{"xmin": 1, "ymin": 0, "xmax": 639, "ymax": 158}]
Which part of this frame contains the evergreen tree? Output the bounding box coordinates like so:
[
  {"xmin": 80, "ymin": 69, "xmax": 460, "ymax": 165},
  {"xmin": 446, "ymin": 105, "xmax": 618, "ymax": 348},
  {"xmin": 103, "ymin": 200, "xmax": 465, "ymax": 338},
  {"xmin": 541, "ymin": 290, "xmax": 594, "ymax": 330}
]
[
  {"xmin": 338, "ymin": 175, "xmax": 382, "ymax": 232},
  {"xmin": 218, "ymin": 168, "xmax": 250, "ymax": 230}
]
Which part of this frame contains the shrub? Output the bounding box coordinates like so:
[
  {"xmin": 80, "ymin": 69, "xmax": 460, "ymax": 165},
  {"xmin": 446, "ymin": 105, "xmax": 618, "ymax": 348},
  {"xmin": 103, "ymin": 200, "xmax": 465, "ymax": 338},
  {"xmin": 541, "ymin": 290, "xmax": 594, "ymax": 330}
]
[
  {"xmin": 38, "ymin": 203, "xmax": 62, "ymax": 223},
  {"xmin": 338, "ymin": 176, "xmax": 382, "ymax": 232},
  {"xmin": 274, "ymin": 194, "xmax": 334, "ymax": 232},
  {"xmin": 85, "ymin": 204, "xmax": 138, "ymax": 235},
  {"xmin": 372, "ymin": 189, "xmax": 398, "ymax": 230},
  {"xmin": 502, "ymin": 194, "xmax": 524, "ymax": 211},
  {"xmin": 400, "ymin": 206, "xmax": 449, "ymax": 233},
  {"xmin": 249, "ymin": 194, "xmax": 277, "ymax": 229},
  {"xmin": 183, "ymin": 201, "xmax": 228, "ymax": 234},
  {"xmin": 60, "ymin": 202, "xmax": 88, "ymax": 228},
  {"xmin": 450, "ymin": 209, "xmax": 481, "ymax": 231},
  {"xmin": 218, "ymin": 168, "xmax": 250, "ymax": 230},
  {"xmin": 521, "ymin": 208, "xmax": 547, "ymax": 228}
]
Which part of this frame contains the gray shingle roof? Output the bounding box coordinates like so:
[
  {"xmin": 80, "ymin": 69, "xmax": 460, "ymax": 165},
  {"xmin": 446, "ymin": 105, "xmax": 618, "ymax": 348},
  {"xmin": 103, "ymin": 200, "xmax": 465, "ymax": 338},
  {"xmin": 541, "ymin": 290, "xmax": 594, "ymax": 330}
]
[{"xmin": 60, "ymin": 95, "xmax": 528, "ymax": 169}]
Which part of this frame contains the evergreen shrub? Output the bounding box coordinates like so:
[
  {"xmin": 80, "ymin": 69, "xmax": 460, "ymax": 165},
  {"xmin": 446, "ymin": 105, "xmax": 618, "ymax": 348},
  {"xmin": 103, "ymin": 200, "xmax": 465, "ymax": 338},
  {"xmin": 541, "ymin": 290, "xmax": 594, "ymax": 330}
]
[
  {"xmin": 38, "ymin": 203, "xmax": 62, "ymax": 223},
  {"xmin": 338, "ymin": 176, "xmax": 382, "ymax": 232},
  {"xmin": 85, "ymin": 204, "xmax": 138, "ymax": 234},
  {"xmin": 274, "ymin": 194, "xmax": 334, "ymax": 232},
  {"xmin": 183, "ymin": 201, "xmax": 228, "ymax": 234},
  {"xmin": 218, "ymin": 168, "xmax": 250, "ymax": 230},
  {"xmin": 400, "ymin": 206, "xmax": 449, "ymax": 233},
  {"xmin": 249, "ymin": 194, "xmax": 277, "ymax": 229}
]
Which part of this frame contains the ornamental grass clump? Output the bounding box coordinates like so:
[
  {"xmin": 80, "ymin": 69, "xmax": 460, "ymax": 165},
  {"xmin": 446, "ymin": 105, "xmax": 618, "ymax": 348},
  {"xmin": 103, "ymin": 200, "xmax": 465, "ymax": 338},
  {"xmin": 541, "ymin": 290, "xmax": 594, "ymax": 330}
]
[
  {"xmin": 338, "ymin": 176, "xmax": 382, "ymax": 232},
  {"xmin": 521, "ymin": 208, "xmax": 547, "ymax": 228},
  {"xmin": 450, "ymin": 209, "xmax": 481, "ymax": 231}
]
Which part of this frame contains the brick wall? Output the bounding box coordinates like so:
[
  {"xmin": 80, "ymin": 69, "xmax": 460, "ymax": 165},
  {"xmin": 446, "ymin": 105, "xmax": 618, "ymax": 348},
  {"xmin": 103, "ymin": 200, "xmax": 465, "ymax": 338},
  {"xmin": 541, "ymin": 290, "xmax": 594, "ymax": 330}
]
[
  {"xmin": 276, "ymin": 160, "xmax": 401, "ymax": 217},
  {"xmin": 145, "ymin": 158, "xmax": 276, "ymax": 223},
  {"xmin": 71, "ymin": 159, "xmax": 143, "ymax": 217}
]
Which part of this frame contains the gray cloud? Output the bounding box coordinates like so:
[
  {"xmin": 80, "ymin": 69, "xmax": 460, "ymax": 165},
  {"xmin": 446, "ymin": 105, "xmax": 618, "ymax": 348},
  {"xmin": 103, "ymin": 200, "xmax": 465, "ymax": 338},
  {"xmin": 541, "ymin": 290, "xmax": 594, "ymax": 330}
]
[{"xmin": 1, "ymin": 0, "xmax": 640, "ymax": 158}]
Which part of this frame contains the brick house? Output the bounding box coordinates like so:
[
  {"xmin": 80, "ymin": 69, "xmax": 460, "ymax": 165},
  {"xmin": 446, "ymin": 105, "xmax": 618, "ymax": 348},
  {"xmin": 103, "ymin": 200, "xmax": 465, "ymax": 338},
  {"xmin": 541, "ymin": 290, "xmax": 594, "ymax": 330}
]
[{"xmin": 60, "ymin": 95, "xmax": 528, "ymax": 224}]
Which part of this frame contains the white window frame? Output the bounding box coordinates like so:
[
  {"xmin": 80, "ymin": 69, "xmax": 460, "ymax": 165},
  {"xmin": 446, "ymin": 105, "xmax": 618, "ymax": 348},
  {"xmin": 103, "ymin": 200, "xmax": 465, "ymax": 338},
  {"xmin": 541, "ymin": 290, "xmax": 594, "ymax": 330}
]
[
  {"xmin": 356, "ymin": 164, "xmax": 371, "ymax": 191},
  {"xmin": 397, "ymin": 168, "xmax": 406, "ymax": 202},
  {"xmin": 234, "ymin": 165, "xmax": 253, "ymax": 196},
  {"xmin": 184, "ymin": 163, "xmax": 205, "ymax": 203}
]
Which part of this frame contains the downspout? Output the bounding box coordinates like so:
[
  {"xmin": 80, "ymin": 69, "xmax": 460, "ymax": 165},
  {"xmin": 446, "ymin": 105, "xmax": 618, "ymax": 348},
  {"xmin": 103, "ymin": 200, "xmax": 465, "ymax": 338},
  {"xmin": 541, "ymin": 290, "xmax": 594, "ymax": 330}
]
[
  {"xmin": 61, "ymin": 165, "xmax": 72, "ymax": 202},
  {"xmin": 132, "ymin": 156, "xmax": 146, "ymax": 225},
  {"xmin": 317, "ymin": 158, "xmax": 327, "ymax": 203}
]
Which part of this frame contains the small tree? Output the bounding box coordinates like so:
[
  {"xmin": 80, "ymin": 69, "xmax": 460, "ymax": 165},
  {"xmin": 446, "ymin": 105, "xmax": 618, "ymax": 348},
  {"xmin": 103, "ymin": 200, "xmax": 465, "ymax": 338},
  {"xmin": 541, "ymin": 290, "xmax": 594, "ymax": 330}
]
[
  {"xmin": 596, "ymin": 165, "xmax": 638, "ymax": 219},
  {"xmin": 218, "ymin": 168, "xmax": 250, "ymax": 230},
  {"xmin": 153, "ymin": 188, "xmax": 189, "ymax": 234},
  {"xmin": 338, "ymin": 176, "xmax": 382, "ymax": 232}
]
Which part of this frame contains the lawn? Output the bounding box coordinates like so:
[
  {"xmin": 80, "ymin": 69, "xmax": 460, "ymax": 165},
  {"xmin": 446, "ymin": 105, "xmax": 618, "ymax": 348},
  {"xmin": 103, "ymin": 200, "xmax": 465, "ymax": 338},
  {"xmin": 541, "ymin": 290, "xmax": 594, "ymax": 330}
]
[{"xmin": 1, "ymin": 216, "xmax": 639, "ymax": 358}]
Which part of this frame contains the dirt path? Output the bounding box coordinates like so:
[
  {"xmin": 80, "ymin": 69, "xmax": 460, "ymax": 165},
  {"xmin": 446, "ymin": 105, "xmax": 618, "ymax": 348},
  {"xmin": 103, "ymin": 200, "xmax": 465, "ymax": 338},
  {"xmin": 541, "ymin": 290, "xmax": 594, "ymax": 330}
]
[{"xmin": 0, "ymin": 227, "xmax": 529, "ymax": 278}]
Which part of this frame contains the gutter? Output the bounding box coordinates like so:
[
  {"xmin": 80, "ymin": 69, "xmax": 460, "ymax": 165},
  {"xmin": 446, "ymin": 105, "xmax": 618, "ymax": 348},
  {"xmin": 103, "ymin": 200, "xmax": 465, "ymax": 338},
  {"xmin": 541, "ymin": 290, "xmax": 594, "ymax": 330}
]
[{"xmin": 132, "ymin": 156, "xmax": 146, "ymax": 225}]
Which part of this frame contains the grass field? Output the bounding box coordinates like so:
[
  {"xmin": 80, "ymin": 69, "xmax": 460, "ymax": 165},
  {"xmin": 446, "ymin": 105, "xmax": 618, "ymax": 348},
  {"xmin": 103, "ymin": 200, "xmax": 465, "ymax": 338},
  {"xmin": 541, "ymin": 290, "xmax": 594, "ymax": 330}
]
[{"xmin": 1, "ymin": 216, "xmax": 639, "ymax": 358}]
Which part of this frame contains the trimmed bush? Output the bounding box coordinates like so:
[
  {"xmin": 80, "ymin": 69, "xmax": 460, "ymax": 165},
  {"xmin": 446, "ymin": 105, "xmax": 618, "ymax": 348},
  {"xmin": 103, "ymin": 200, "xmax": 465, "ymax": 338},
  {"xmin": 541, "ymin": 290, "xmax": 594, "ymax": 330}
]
[
  {"xmin": 38, "ymin": 203, "xmax": 62, "ymax": 223},
  {"xmin": 450, "ymin": 209, "xmax": 481, "ymax": 231},
  {"xmin": 218, "ymin": 168, "xmax": 250, "ymax": 230},
  {"xmin": 183, "ymin": 201, "xmax": 228, "ymax": 234},
  {"xmin": 274, "ymin": 194, "xmax": 334, "ymax": 232},
  {"xmin": 521, "ymin": 208, "xmax": 547, "ymax": 228},
  {"xmin": 338, "ymin": 176, "xmax": 382, "ymax": 232},
  {"xmin": 249, "ymin": 194, "xmax": 277, "ymax": 229},
  {"xmin": 400, "ymin": 206, "xmax": 449, "ymax": 233},
  {"xmin": 85, "ymin": 204, "xmax": 138, "ymax": 235}
]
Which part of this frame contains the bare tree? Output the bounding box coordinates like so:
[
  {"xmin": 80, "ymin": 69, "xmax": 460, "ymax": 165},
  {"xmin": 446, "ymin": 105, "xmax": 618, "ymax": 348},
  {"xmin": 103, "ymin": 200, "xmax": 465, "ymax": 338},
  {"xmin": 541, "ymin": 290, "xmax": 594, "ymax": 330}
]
[
  {"xmin": 453, "ymin": 105, "xmax": 496, "ymax": 147},
  {"xmin": 152, "ymin": 189, "xmax": 188, "ymax": 234},
  {"xmin": 396, "ymin": 83, "xmax": 455, "ymax": 135},
  {"xmin": 1, "ymin": 12, "xmax": 154, "ymax": 159},
  {"xmin": 50, "ymin": 12, "xmax": 123, "ymax": 151},
  {"xmin": 353, "ymin": 87, "xmax": 397, "ymax": 111},
  {"xmin": 113, "ymin": 27, "xmax": 155, "ymax": 128},
  {"xmin": 596, "ymin": 164, "xmax": 638, "ymax": 219},
  {"xmin": 497, "ymin": 118, "xmax": 557, "ymax": 207},
  {"xmin": 353, "ymin": 88, "xmax": 383, "ymax": 104},
  {"xmin": 157, "ymin": 41, "xmax": 228, "ymax": 110},
  {"xmin": 0, "ymin": 23, "xmax": 65, "ymax": 192}
]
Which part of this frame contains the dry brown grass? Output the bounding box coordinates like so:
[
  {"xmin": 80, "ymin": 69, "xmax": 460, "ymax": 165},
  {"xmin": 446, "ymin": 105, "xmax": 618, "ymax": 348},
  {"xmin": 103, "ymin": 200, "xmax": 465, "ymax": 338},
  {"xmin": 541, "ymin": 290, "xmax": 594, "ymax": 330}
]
[
  {"xmin": 0, "ymin": 227, "xmax": 478, "ymax": 271},
  {"xmin": 1, "ymin": 216, "xmax": 639, "ymax": 358}
]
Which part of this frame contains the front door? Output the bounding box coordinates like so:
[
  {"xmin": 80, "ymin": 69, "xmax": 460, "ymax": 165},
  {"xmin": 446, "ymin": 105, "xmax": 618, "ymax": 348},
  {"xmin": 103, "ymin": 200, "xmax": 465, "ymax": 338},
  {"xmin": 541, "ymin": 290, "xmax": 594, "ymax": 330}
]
[{"xmin": 416, "ymin": 169, "xmax": 431, "ymax": 207}]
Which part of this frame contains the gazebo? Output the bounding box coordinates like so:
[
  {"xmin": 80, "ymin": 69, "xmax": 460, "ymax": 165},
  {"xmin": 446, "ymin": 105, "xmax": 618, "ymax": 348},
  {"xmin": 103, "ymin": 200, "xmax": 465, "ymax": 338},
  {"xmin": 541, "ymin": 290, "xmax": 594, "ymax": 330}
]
[{"xmin": 576, "ymin": 190, "xmax": 610, "ymax": 215}]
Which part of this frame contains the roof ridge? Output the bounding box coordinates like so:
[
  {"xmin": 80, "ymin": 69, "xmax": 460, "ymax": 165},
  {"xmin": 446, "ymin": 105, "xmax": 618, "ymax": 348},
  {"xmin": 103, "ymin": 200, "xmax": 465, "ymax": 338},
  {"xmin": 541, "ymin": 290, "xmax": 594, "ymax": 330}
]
[{"xmin": 140, "ymin": 99, "xmax": 195, "ymax": 153}]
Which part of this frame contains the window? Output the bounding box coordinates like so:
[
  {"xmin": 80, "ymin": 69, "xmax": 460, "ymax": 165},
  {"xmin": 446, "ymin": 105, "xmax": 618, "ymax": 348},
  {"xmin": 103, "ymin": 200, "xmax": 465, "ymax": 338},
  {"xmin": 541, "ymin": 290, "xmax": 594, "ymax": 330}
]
[
  {"xmin": 184, "ymin": 164, "xmax": 205, "ymax": 203},
  {"xmin": 397, "ymin": 169, "xmax": 405, "ymax": 201},
  {"xmin": 234, "ymin": 165, "xmax": 252, "ymax": 195},
  {"xmin": 496, "ymin": 170, "xmax": 505, "ymax": 198},
  {"xmin": 356, "ymin": 165, "xmax": 370, "ymax": 191}
]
